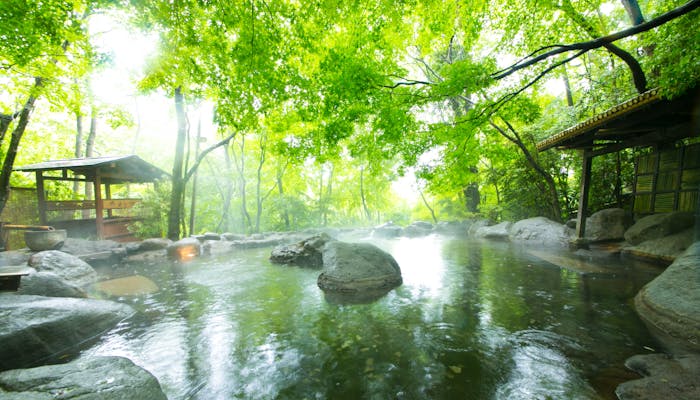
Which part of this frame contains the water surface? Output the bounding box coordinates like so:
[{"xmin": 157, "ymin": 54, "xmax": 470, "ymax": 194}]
[{"xmin": 86, "ymin": 235, "xmax": 661, "ymax": 399}]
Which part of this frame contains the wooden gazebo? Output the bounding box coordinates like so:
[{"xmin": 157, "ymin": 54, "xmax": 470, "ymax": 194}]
[
  {"xmin": 536, "ymin": 87, "xmax": 700, "ymax": 243},
  {"xmin": 14, "ymin": 155, "xmax": 167, "ymax": 242}
]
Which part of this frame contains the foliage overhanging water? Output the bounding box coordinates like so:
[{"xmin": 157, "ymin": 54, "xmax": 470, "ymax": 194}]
[{"xmin": 85, "ymin": 234, "xmax": 661, "ymax": 399}]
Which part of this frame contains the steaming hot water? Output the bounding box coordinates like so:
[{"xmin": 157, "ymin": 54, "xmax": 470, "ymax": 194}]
[{"xmin": 85, "ymin": 233, "xmax": 660, "ymax": 399}]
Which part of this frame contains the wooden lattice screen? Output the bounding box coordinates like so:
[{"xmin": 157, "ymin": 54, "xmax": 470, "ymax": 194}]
[{"xmin": 633, "ymin": 142, "xmax": 700, "ymax": 214}]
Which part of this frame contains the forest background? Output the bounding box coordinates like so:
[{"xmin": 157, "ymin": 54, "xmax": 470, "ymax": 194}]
[{"xmin": 1, "ymin": 0, "xmax": 698, "ymax": 240}]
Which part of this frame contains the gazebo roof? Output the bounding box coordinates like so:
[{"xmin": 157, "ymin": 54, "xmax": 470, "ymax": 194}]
[
  {"xmin": 15, "ymin": 155, "xmax": 168, "ymax": 183},
  {"xmin": 536, "ymin": 87, "xmax": 700, "ymax": 155}
]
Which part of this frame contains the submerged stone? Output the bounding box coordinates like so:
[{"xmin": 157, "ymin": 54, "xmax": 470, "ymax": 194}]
[
  {"xmin": 92, "ymin": 275, "xmax": 159, "ymax": 297},
  {"xmin": 0, "ymin": 356, "xmax": 167, "ymax": 400}
]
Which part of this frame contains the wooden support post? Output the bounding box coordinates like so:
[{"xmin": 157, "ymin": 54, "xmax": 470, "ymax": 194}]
[
  {"xmin": 94, "ymin": 173, "xmax": 103, "ymax": 239},
  {"xmin": 575, "ymin": 150, "xmax": 593, "ymax": 246},
  {"xmin": 36, "ymin": 171, "xmax": 47, "ymax": 225},
  {"xmin": 105, "ymin": 184, "xmax": 113, "ymax": 218}
]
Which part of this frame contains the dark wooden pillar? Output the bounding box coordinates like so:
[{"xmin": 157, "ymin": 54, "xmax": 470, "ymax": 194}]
[
  {"xmin": 575, "ymin": 150, "xmax": 593, "ymax": 243},
  {"xmin": 105, "ymin": 183, "xmax": 113, "ymax": 218},
  {"xmin": 36, "ymin": 171, "xmax": 47, "ymax": 224},
  {"xmin": 94, "ymin": 173, "xmax": 103, "ymax": 239}
]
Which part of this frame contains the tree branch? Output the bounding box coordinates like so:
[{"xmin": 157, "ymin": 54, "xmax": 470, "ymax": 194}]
[
  {"xmin": 492, "ymin": 0, "xmax": 700, "ymax": 80},
  {"xmin": 184, "ymin": 132, "xmax": 237, "ymax": 182}
]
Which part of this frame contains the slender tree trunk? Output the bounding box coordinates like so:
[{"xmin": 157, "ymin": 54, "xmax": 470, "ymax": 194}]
[
  {"xmin": 489, "ymin": 119, "xmax": 563, "ymax": 221},
  {"xmin": 562, "ymin": 66, "xmax": 574, "ymax": 107},
  {"xmin": 167, "ymin": 87, "xmax": 188, "ymax": 240},
  {"xmin": 0, "ymin": 112, "xmax": 19, "ymax": 146},
  {"xmin": 254, "ymin": 133, "xmax": 266, "ymax": 233},
  {"xmin": 360, "ymin": 166, "xmax": 372, "ymax": 221},
  {"xmin": 276, "ymin": 161, "xmax": 290, "ymax": 230},
  {"xmin": 189, "ymin": 116, "xmax": 202, "ymax": 235},
  {"xmin": 621, "ymin": 0, "xmax": 645, "ymax": 25},
  {"xmin": 232, "ymin": 136, "xmax": 252, "ymax": 232},
  {"xmin": 217, "ymin": 144, "xmax": 234, "ymax": 232},
  {"xmin": 418, "ymin": 186, "xmax": 438, "ymax": 223},
  {"xmin": 0, "ymin": 78, "xmax": 43, "ymax": 215},
  {"xmin": 82, "ymin": 107, "xmax": 97, "ymax": 218},
  {"xmin": 73, "ymin": 112, "xmax": 84, "ymax": 196}
]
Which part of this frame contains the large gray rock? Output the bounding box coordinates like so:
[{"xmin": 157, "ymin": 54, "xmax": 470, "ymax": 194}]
[
  {"xmin": 318, "ymin": 241, "xmax": 402, "ymax": 295},
  {"xmin": 27, "ymin": 251, "xmax": 98, "ymax": 287},
  {"xmin": 402, "ymin": 221, "xmax": 434, "ymax": 237},
  {"xmin": 616, "ymin": 353, "xmax": 700, "ymax": 400},
  {"xmin": 372, "ymin": 222, "xmax": 403, "ymax": 238},
  {"xmin": 434, "ymin": 221, "xmax": 468, "ymax": 235},
  {"xmin": 16, "ymin": 270, "xmax": 86, "ymax": 298},
  {"xmin": 60, "ymin": 238, "xmax": 122, "ymax": 255},
  {"xmin": 0, "ymin": 250, "xmax": 31, "ymax": 267},
  {"xmin": 622, "ymin": 228, "xmax": 695, "ymax": 264},
  {"xmin": 634, "ymin": 242, "xmax": 700, "ymax": 354},
  {"xmin": 0, "ymin": 356, "xmax": 167, "ymax": 400},
  {"xmin": 510, "ymin": 217, "xmax": 573, "ymax": 246},
  {"xmin": 137, "ymin": 238, "xmax": 172, "ymax": 252},
  {"xmin": 467, "ymin": 219, "xmax": 492, "ymax": 237},
  {"xmin": 584, "ymin": 208, "xmax": 631, "ymax": 242},
  {"xmin": 624, "ymin": 212, "xmax": 695, "ymax": 245},
  {"xmin": 473, "ymin": 221, "xmax": 513, "ymax": 240},
  {"xmin": 270, "ymin": 233, "xmax": 334, "ymax": 268},
  {"xmin": 0, "ymin": 295, "xmax": 135, "ymax": 371}
]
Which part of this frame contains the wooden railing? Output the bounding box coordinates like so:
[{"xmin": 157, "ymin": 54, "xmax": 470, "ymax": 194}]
[{"xmin": 45, "ymin": 199, "xmax": 140, "ymax": 211}]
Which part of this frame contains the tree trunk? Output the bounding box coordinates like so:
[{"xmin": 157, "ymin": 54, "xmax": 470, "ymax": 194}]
[
  {"xmin": 418, "ymin": 187, "xmax": 438, "ymax": 223},
  {"xmin": 217, "ymin": 144, "xmax": 234, "ymax": 233},
  {"xmin": 232, "ymin": 136, "xmax": 252, "ymax": 232},
  {"xmin": 73, "ymin": 112, "xmax": 84, "ymax": 196},
  {"xmin": 188, "ymin": 116, "xmax": 202, "ymax": 235},
  {"xmin": 0, "ymin": 78, "xmax": 43, "ymax": 216},
  {"xmin": 489, "ymin": 119, "xmax": 563, "ymax": 221},
  {"xmin": 360, "ymin": 166, "xmax": 372, "ymax": 221},
  {"xmin": 0, "ymin": 112, "xmax": 19, "ymax": 145},
  {"xmin": 621, "ymin": 0, "xmax": 645, "ymax": 25},
  {"xmin": 254, "ymin": 133, "xmax": 266, "ymax": 233},
  {"xmin": 82, "ymin": 107, "xmax": 97, "ymax": 218},
  {"xmin": 562, "ymin": 66, "xmax": 574, "ymax": 107},
  {"xmin": 167, "ymin": 87, "xmax": 188, "ymax": 240},
  {"xmin": 276, "ymin": 161, "xmax": 290, "ymax": 230}
]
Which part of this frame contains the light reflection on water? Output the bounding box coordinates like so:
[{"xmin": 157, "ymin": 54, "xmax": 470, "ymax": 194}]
[{"xmin": 84, "ymin": 235, "xmax": 659, "ymax": 399}]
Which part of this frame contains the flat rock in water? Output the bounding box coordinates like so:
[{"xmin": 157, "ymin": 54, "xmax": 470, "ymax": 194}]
[
  {"xmin": 528, "ymin": 250, "xmax": 611, "ymax": 276},
  {"xmin": 622, "ymin": 228, "xmax": 694, "ymax": 264},
  {"xmin": 0, "ymin": 356, "xmax": 167, "ymax": 400},
  {"xmin": 616, "ymin": 353, "xmax": 700, "ymax": 400},
  {"xmin": 0, "ymin": 295, "xmax": 134, "ymax": 371},
  {"xmin": 92, "ymin": 275, "xmax": 159, "ymax": 297}
]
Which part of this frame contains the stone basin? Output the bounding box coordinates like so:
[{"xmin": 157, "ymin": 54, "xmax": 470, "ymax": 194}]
[{"xmin": 24, "ymin": 229, "xmax": 67, "ymax": 251}]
